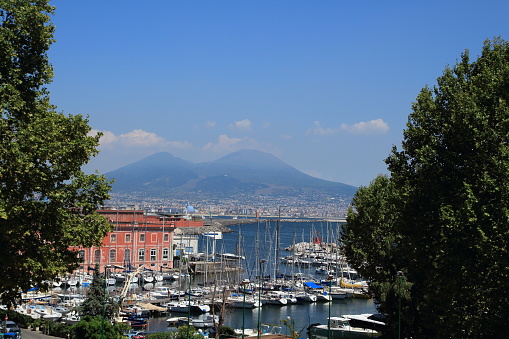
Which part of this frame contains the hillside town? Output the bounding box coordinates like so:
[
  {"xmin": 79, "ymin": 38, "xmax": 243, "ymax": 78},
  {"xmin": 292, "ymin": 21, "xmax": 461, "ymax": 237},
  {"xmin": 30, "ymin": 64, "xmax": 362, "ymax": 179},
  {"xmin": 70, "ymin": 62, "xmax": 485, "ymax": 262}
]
[{"xmin": 106, "ymin": 192, "xmax": 352, "ymax": 219}]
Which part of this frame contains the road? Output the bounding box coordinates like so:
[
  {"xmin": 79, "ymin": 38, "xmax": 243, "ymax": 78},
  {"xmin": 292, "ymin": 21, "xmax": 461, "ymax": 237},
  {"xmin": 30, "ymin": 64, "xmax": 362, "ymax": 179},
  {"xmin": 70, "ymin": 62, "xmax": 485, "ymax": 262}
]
[{"xmin": 20, "ymin": 328, "xmax": 64, "ymax": 339}]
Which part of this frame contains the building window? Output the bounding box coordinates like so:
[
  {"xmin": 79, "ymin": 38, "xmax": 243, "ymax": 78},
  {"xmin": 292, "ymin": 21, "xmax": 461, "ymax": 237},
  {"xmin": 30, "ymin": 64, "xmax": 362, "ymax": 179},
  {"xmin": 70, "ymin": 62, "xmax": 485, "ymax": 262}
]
[
  {"xmin": 111, "ymin": 234, "xmax": 116, "ymax": 243},
  {"xmin": 78, "ymin": 250, "xmax": 85, "ymax": 259},
  {"xmin": 150, "ymin": 248, "xmax": 156, "ymax": 261},
  {"xmin": 140, "ymin": 233, "xmax": 145, "ymax": 242},
  {"xmin": 125, "ymin": 234, "xmax": 131, "ymax": 243},
  {"xmin": 109, "ymin": 249, "xmax": 116, "ymax": 263},
  {"xmin": 124, "ymin": 249, "xmax": 131, "ymax": 263},
  {"xmin": 94, "ymin": 249, "xmax": 101, "ymax": 263},
  {"xmin": 138, "ymin": 249, "xmax": 145, "ymax": 262},
  {"xmin": 162, "ymin": 248, "xmax": 169, "ymax": 261},
  {"xmin": 164, "ymin": 233, "xmax": 169, "ymax": 242}
]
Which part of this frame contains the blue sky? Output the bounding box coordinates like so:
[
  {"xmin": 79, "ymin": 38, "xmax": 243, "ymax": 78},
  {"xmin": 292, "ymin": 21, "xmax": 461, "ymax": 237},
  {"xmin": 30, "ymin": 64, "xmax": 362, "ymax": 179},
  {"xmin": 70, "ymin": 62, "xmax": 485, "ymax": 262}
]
[{"xmin": 48, "ymin": 1, "xmax": 509, "ymax": 187}]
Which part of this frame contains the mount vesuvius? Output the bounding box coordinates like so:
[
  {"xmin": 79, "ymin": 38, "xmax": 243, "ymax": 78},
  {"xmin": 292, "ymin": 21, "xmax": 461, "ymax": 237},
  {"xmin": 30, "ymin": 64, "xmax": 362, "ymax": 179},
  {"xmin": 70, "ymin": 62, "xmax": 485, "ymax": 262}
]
[{"xmin": 105, "ymin": 149, "xmax": 357, "ymax": 199}]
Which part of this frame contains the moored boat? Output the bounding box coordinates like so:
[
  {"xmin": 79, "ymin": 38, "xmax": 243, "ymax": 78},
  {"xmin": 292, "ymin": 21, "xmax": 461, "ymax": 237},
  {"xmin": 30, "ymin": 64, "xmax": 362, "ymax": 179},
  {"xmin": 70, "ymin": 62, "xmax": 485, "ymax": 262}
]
[{"xmin": 308, "ymin": 317, "xmax": 382, "ymax": 338}]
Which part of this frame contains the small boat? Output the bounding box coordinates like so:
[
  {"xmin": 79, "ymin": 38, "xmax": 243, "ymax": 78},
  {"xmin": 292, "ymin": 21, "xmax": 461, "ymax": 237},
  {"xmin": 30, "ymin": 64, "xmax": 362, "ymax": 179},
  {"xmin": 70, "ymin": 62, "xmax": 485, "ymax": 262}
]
[
  {"xmin": 226, "ymin": 296, "xmax": 261, "ymax": 308},
  {"xmin": 166, "ymin": 317, "xmax": 180, "ymax": 326},
  {"xmin": 235, "ymin": 324, "xmax": 282, "ymax": 337},
  {"xmin": 310, "ymin": 291, "xmax": 332, "ymax": 302},
  {"xmin": 261, "ymin": 293, "xmax": 288, "ymax": 306},
  {"xmin": 342, "ymin": 314, "xmax": 386, "ymax": 332},
  {"xmin": 142, "ymin": 274, "xmax": 155, "ymax": 283},
  {"xmin": 114, "ymin": 273, "xmax": 126, "ymax": 283},
  {"xmin": 295, "ymin": 292, "xmax": 317, "ymax": 303},
  {"xmin": 177, "ymin": 314, "xmax": 219, "ymax": 328},
  {"xmin": 52, "ymin": 279, "xmax": 63, "ymax": 288},
  {"xmin": 61, "ymin": 311, "xmax": 81, "ymax": 325},
  {"xmin": 308, "ymin": 317, "xmax": 381, "ymax": 338},
  {"xmin": 165, "ymin": 301, "xmax": 210, "ymax": 314},
  {"xmin": 149, "ymin": 286, "xmax": 173, "ymax": 299},
  {"xmin": 329, "ymin": 290, "xmax": 347, "ymax": 300}
]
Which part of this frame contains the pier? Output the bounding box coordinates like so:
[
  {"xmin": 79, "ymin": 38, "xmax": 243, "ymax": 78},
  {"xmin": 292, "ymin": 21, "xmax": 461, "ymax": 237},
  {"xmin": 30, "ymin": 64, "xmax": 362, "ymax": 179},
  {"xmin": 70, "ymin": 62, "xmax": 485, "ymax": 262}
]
[{"xmin": 205, "ymin": 218, "xmax": 346, "ymax": 228}]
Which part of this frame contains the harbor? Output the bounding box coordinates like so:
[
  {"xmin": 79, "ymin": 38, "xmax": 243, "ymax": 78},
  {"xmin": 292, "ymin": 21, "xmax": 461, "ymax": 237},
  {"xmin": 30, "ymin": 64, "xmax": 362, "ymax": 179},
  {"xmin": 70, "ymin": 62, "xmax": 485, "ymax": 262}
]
[{"xmin": 17, "ymin": 219, "xmax": 378, "ymax": 337}]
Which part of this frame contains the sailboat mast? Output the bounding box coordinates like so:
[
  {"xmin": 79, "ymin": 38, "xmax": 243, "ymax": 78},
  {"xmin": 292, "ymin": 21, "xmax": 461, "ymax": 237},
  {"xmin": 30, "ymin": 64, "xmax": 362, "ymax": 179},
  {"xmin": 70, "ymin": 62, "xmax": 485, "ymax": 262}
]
[{"xmin": 275, "ymin": 206, "xmax": 281, "ymax": 277}]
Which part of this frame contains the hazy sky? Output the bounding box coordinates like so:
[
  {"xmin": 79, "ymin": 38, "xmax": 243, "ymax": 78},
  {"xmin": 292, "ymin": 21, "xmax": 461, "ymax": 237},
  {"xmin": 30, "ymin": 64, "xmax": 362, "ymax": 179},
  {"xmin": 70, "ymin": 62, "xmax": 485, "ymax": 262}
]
[{"xmin": 48, "ymin": 1, "xmax": 509, "ymax": 187}]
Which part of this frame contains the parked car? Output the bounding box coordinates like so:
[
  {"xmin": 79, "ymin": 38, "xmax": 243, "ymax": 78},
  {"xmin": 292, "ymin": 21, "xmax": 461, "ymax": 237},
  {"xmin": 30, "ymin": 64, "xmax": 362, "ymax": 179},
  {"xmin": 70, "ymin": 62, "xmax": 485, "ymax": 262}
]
[
  {"xmin": 124, "ymin": 331, "xmax": 147, "ymax": 339},
  {"xmin": 1, "ymin": 320, "xmax": 21, "ymax": 338}
]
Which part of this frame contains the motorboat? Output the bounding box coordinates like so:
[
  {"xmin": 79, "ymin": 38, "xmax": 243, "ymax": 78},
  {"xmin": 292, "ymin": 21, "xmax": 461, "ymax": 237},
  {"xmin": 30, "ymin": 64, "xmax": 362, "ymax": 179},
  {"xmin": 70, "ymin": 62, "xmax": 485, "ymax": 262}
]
[
  {"xmin": 295, "ymin": 292, "xmax": 317, "ymax": 303},
  {"xmin": 226, "ymin": 295, "xmax": 261, "ymax": 308},
  {"xmin": 308, "ymin": 317, "xmax": 381, "ymax": 338},
  {"xmin": 165, "ymin": 301, "xmax": 210, "ymax": 314},
  {"xmin": 342, "ymin": 314, "xmax": 386, "ymax": 332},
  {"xmin": 177, "ymin": 314, "xmax": 218, "ymax": 328}
]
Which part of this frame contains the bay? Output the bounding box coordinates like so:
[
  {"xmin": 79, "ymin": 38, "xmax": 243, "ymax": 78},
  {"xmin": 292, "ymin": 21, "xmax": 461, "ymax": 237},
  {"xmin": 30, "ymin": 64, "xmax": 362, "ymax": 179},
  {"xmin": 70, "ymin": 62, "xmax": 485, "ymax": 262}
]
[{"xmin": 146, "ymin": 219, "xmax": 377, "ymax": 334}]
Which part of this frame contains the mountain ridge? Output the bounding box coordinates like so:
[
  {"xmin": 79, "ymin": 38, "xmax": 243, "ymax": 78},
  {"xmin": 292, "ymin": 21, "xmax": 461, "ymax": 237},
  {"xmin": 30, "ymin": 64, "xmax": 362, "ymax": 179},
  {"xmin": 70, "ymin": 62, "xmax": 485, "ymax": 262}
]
[{"xmin": 105, "ymin": 149, "xmax": 357, "ymax": 199}]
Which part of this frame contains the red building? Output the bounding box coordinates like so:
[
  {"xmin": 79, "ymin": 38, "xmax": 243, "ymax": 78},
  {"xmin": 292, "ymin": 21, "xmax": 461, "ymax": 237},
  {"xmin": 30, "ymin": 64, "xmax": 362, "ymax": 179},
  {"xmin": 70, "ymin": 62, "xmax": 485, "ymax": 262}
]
[{"xmin": 73, "ymin": 209, "xmax": 204, "ymax": 272}]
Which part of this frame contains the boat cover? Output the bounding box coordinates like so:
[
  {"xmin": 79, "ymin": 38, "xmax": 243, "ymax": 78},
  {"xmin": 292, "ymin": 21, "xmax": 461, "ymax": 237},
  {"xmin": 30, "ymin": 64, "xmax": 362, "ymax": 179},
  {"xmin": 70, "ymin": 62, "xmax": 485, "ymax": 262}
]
[{"xmin": 304, "ymin": 282, "xmax": 322, "ymax": 289}]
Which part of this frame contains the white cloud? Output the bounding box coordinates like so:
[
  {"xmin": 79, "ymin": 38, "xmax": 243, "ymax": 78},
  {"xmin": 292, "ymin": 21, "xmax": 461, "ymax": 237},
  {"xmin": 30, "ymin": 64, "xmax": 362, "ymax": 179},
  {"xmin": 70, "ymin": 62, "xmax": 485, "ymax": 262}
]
[
  {"xmin": 206, "ymin": 121, "xmax": 216, "ymax": 128},
  {"xmin": 308, "ymin": 119, "xmax": 389, "ymax": 136},
  {"xmin": 229, "ymin": 119, "xmax": 252, "ymax": 131},
  {"xmin": 202, "ymin": 134, "xmax": 243, "ymax": 153},
  {"xmin": 341, "ymin": 119, "xmax": 389, "ymax": 135},
  {"xmin": 88, "ymin": 129, "xmax": 117, "ymax": 145},
  {"xmin": 84, "ymin": 129, "xmax": 193, "ymax": 174},
  {"xmin": 308, "ymin": 121, "xmax": 337, "ymax": 136},
  {"xmin": 116, "ymin": 129, "xmax": 168, "ymax": 147},
  {"xmin": 202, "ymin": 134, "xmax": 280, "ymax": 157},
  {"xmin": 93, "ymin": 129, "xmax": 192, "ymax": 150}
]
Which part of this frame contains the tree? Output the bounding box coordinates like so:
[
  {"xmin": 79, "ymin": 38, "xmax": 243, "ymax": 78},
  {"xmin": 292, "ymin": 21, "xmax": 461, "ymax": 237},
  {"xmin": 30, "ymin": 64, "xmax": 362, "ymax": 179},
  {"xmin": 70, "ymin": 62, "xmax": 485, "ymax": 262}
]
[
  {"xmin": 168, "ymin": 325, "xmax": 203, "ymax": 339},
  {"xmin": 71, "ymin": 315, "xmax": 125, "ymax": 339},
  {"xmin": 342, "ymin": 174, "xmax": 409, "ymax": 336},
  {"xmin": 79, "ymin": 264, "xmax": 117, "ymax": 318},
  {"xmin": 342, "ymin": 38, "xmax": 509, "ymax": 338},
  {"xmin": 0, "ymin": 0, "xmax": 111, "ymax": 304}
]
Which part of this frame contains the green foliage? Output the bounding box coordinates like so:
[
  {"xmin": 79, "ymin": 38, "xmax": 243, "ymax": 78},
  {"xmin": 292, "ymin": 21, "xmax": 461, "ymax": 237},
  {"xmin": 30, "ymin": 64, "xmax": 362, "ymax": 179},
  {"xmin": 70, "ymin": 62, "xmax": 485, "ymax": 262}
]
[
  {"xmin": 216, "ymin": 326, "xmax": 235, "ymax": 338},
  {"xmin": 0, "ymin": 0, "xmax": 112, "ymax": 305},
  {"xmin": 0, "ymin": 309, "xmax": 31, "ymax": 328},
  {"xmin": 166, "ymin": 325, "xmax": 204, "ymax": 339},
  {"xmin": 71, "ymin": 315, "xmax": 123, "ymax": 339},
  {"xmin": 147, "ymin": 332, "xmax": 178, "ymax": 339},
  {"xmin": 40, "ymin": 321, "xmax": 72, "ymax": 338},
  {"xmin": 79, "ymin": 264, "xmax": 118, "ymax": 318},
  {"xmin": 343, "ymin": 38, "xmax": 509, "ymax": 338},
  {"xmin": 342, "ymin": 175, "xmax": 410, "ymax": 335}
]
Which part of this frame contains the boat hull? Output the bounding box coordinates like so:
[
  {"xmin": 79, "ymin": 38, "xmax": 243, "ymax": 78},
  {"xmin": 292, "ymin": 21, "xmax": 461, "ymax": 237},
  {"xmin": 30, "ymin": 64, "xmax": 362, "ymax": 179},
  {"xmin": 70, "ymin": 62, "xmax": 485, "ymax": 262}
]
[{"xmin": 309, "ymin": 325, "xmax": 381, "ymax": 338}]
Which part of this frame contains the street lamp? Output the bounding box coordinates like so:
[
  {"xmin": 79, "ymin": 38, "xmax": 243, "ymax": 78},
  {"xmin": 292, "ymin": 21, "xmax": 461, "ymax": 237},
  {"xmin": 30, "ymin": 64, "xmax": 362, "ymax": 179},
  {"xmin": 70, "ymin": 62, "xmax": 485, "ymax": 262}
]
[
  {"xmin": 327, "ymin": 275, "xmax": 333, "ymax": 339},
  {"xmin": 397, "ymin": 271, "xmax": 404, "ymax": 339},
  {"xmin": 257, "ymin": 259, "xmax": 266, "ymax": 339},
  {"xmin": 240, "ymin": 280, "xmax": 249, "ymax": 339},
  {"xmin": 102, "ymin": 265, "xmax": 112, "ymax": 339}
]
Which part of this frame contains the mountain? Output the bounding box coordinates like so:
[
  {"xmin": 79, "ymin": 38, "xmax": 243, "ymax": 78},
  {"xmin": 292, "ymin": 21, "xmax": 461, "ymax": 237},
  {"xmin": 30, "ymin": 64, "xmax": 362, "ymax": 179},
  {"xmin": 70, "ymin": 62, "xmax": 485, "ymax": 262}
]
[
  {"xmin": 105, "ymin": 152, "xmax": 197, "ymax": 192},
  {"xmin": 105, "ymin": 149, "xmax": 357, "ymax": 198}
]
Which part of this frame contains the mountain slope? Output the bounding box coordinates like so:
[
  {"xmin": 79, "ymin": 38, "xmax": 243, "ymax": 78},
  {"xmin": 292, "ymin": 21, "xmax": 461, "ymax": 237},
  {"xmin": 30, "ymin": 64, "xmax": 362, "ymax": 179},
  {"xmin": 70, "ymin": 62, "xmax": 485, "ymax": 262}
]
[
  {"xmin": 194, "ymin": 149, "xmax": 356, "ymax": 194},
  {"xmin": 105, "ymin": 152, "xmax": 197, "ymax": 192},
  {"xmin": 106, "ymin": 149, "xmax": 357, "ymax": 198}
]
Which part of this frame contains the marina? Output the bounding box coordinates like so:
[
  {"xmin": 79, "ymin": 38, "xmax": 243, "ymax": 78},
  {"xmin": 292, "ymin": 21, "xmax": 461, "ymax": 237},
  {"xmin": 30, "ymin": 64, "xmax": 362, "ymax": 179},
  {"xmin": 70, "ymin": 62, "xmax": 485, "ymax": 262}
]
[{"xmin": 17, "ymin": 219, "xmax": 378, "ymax": 337}]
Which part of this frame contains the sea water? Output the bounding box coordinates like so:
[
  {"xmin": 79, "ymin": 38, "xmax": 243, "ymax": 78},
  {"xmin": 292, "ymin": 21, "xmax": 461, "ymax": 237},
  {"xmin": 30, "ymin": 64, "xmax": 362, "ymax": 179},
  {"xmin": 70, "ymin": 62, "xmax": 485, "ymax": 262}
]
[{"xmin": 146, "ymin": 219, "xmax": 377, "ymax": 334}]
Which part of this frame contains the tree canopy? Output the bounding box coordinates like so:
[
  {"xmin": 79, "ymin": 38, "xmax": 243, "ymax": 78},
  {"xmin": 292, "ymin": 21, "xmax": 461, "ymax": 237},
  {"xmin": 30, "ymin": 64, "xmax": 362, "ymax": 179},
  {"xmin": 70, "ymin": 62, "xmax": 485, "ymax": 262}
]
[
  {"xmin": 342, "ymin": 38, "xmax": 509, "ymax": 338},
  {"xmin": 0, "ymin": 0, "xmax": 111, "ymax": 303},
  {"xmin": 79, "ymin": 265, "xmax": 118, "ymax": 318}
]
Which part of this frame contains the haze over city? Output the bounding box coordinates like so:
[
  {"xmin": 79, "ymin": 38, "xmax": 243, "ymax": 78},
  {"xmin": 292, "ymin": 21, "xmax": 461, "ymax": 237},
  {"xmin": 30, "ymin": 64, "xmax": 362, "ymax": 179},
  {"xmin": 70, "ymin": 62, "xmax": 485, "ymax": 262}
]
[{"xmin": 48, "ymin": 0, "xmax": 509, "ymax": 187}]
